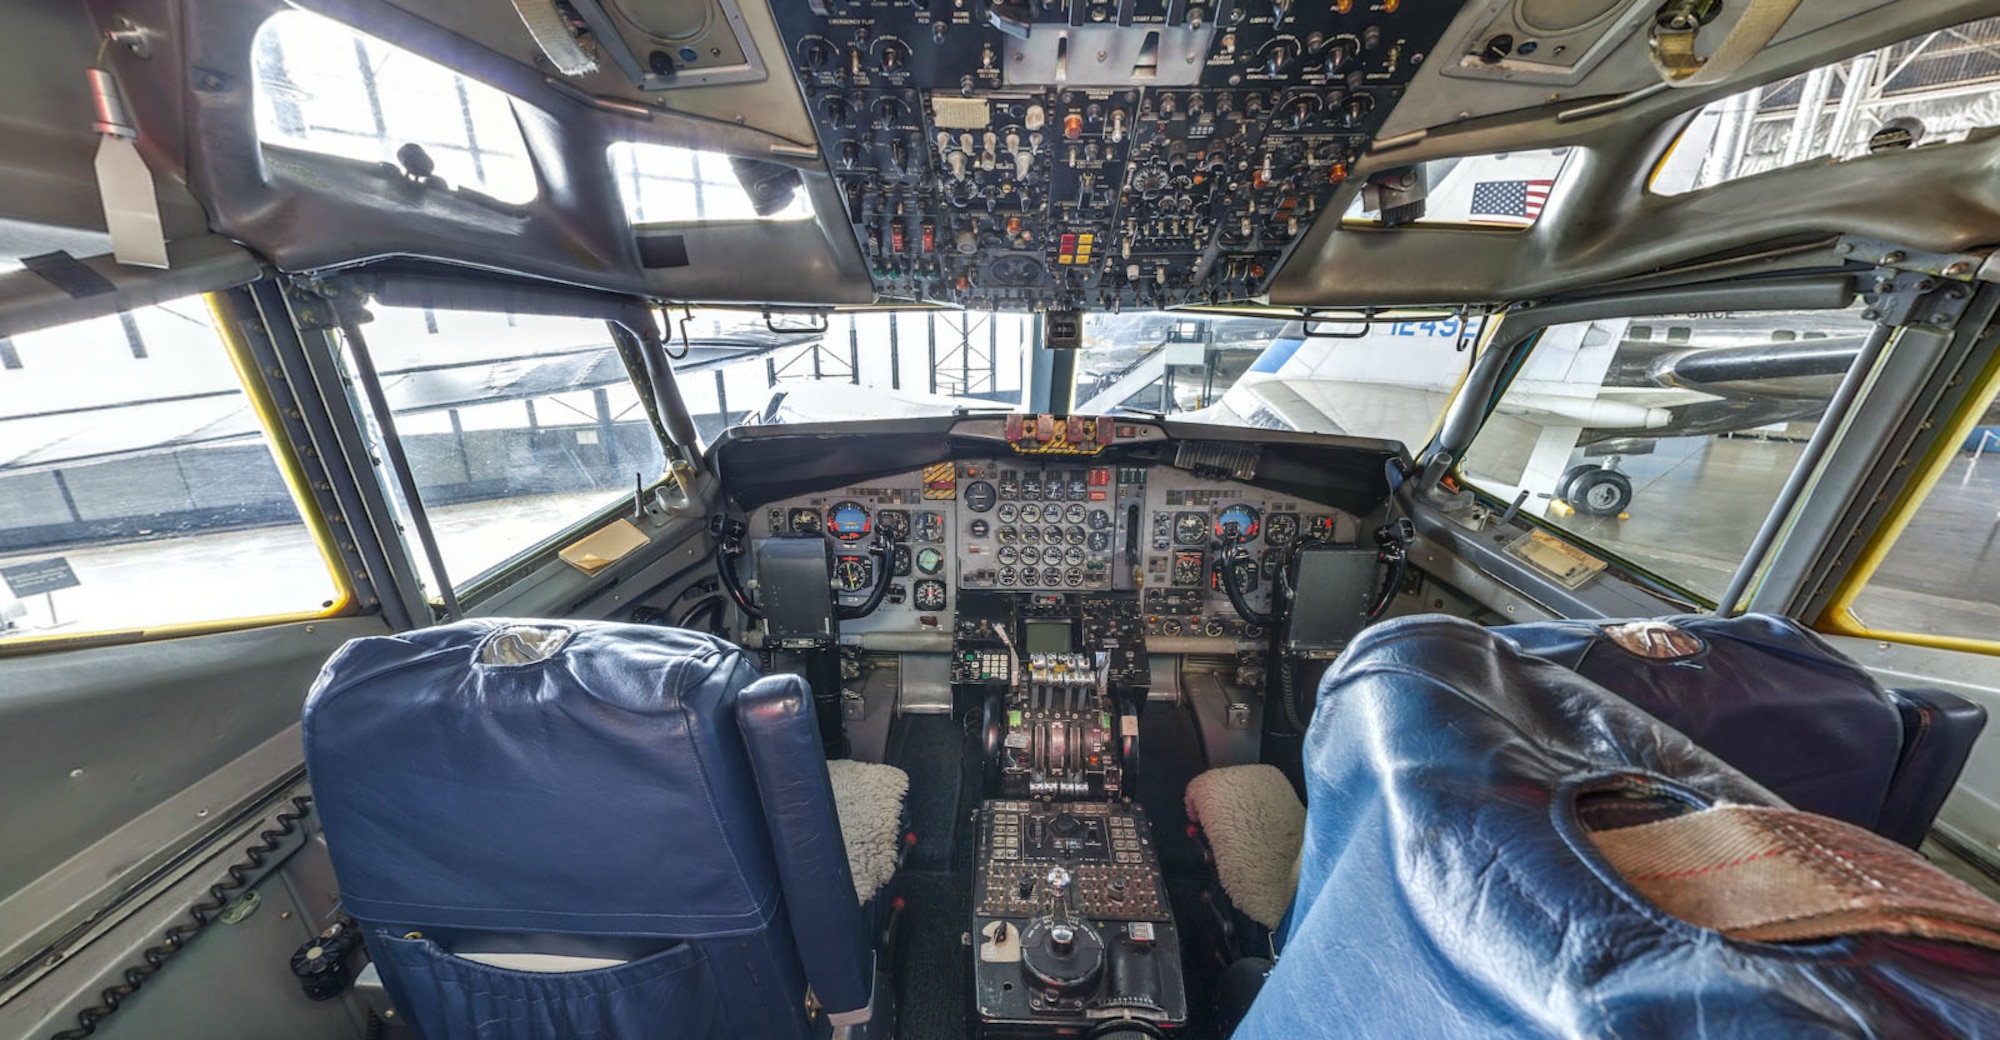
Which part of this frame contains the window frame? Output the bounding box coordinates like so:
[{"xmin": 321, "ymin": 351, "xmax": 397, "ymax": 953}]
[
  {"xmin": 0, "ymin": 292, "xmax": 357, "ymax": 656},
  {"xmin": 1817, "ymin": 343, "xmax": 2000, "ymax": 656},
  {"xmin": 333, "ymin": 308, "xmax": 683, "ymax": 606}
]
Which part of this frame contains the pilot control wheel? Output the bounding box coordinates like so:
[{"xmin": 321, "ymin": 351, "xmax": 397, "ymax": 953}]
[{"xmin": 1569, "ymin": 468, "xmax": 1633, "ymax": 517}]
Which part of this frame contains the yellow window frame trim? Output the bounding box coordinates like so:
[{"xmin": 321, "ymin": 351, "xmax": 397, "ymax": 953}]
[
  {"xmin": 0, "ymin": 291, "xmax": 356, "ymax": 656},
  {"xmin": 1817, "ymin": 340, "xmax": 2000, "ymax": 656}
]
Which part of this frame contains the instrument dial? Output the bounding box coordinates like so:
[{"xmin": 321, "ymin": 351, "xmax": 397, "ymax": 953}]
[
  {"xmin": 1308, "ymin": 515, "xmax": 1337, "ymax": 539},
  {"xmin": 1018, "ymin": 503, "xmax": 1042, "ymax": 524},
  {"xmin": 964, "ymin": 481, "xmax": 997, "ymax": 513},
  {"xmin": 915, "ymin": 511, "xmax": 946, "ymax": 542},
  {"xmin": 1173, "ymin": 511, "xmax": 1209, "ymax": 546},
  {"xmin": 827, "ymin": 501, "xmax": 872, "ymax": 542},
  {"xmin": 1087, "ymin": 509, "xmax": 1112, "ymax": 531},
  {"xmin": 1264, "ymin": 512, "xmax": 1300, "ymax": 547},
  {"xmin": 789, "ymin": 508, "xmax": 823, "ymax": 534},
  {"xmin": 1214, "ymin": 504, "xmax": 1261, "ymax": 542},
  {"xmin": 1065, "ymin": 569, "xmax": 1085, "ymax": 587},
  {"xmin": 913, "ymin": 579, "xmax": 947, "ymax": 612},
  {"xmin": 1021, "ymin": 475, "xmax": 1043, "ymax": 498},
  {"xmin": 969, "ymin": 519, "xmax": 990, "ymax": 538},
  {"xmin": 1020, "ymin": 545, "xmax": 1042, "ymax": 566},
  {"xmin": 998, "ymin": 525, "xmax": 1020, "ymax": 544},
  {"xmin": 1066, "ymin": 526, "xmax": 1086, "ymax": 545},
  {"xmin": 915, "ymin": 547, "xmax": 945, "ymax": 575},
  {"xmin": 999, "ymin": 546, "xmax": 1019, "ymax": 566},
  {"xmin": 1042, "ymin": 566, "xmax": 1063, "ymax": 587},
  {"xmin": 834, "ymin": 556, "xmax": 871, "ymax": 591},
  {"xmin": 1065, "ymin": 503, "xmax": 1087, "ymax": 525},
  {"xmin": 1088, "ymin": 531, "xmax": 1111, "ymax": 552},
  {"xmin": 997, "ymin": 503, "xmax": 1019, "ymax": 524},
  {"xmin": 877, "ymin": 509, "xmax": 912, "ymax": 540},
  {"xmin": 892, "ymin": 545, "xmax": 912, "ymax": 576},
  {"xmin": 1021, "ymin": 525, "xmax": 1043, "ymax": 545},
  {"xmin": 1064, "ymin": 546, "xmax": 1086, "ymax": 565},
  {"xmin": 1044, "ymin": 480, "xmax": 1065, "ymax": 502}
]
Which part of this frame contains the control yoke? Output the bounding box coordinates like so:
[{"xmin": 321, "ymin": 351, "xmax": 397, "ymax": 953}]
[{"xmin": 708, "ymin": 515, "xmax": 899, "ymax": 623}]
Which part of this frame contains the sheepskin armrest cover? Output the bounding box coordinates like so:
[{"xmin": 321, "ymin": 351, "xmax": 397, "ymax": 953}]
[
  {"xmin": 827, "ymin": 759, "xmax": 910, "ymax": 903},
  {"xmin": 1185, "ymin": 764, "xmax": 1306, "ymax": 930}
]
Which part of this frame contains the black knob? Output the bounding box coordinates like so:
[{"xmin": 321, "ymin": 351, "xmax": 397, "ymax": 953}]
[
  {"xmin": 841, "ymin": 141, "xmax": 861, "ymax": 167},
  {"xmin": 1342, "ymin": 92, "xmax": 1374, "ymax": 127},
  {"xmin": 1263, "ymin": 44, "xmax": 1290, "ymax": 76},
  {"xmin": 1323, "ymin": 42, "xmax": 1353, "ymax": 76},
  {"xmin": 1017, "ymin": 875, "xmax": 1036, "ymax": 899},
  {"xmin": 881, "ymin": 41, "xmax": 908, "ymax": 71},
  {"xmin": 825, "ymin": 96, "xmax": 850, "ymax": 126},
  {"xmin": 1050, "ymin": 924, "xmax": 1076, "ymax": 955}
]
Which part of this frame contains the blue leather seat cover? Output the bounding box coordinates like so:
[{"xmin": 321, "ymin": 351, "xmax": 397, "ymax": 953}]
[
  {"xmin": 1239, "ymin": 615, "xmax": 2000, "ymax": 1039},
  {"xmin": 304, "ymin": 619, "xmax": 875, "ymax": 1039},
  {"xmin": 305, "ymin": 620, "xmax": 782, "ymax": 936},
  {"xmin": 1493, "ymin": 613, "xmax": 1902, "ymax": 831}
]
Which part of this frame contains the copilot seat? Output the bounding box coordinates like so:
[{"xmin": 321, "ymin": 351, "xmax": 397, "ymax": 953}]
[{"xmin": 303, "ymin": 619, "xmax": 882, "ymax": 1040}]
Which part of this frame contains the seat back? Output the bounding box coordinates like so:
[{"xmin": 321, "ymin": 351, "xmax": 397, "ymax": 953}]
[
  {"xmin": 1237, "ymin": 615, "xmax": 2000, "ymax": 1039},
  {"xmin": 1494, "ymin": 614, "xmax": 1907, "ymax": 834},
  {"xmin": 304, "ymin": 619, "xmax": 871, "ymax": 1040},
  {"xmin": 1880, "ymin": 686, "xmax": 1989, "ymax": 847}
]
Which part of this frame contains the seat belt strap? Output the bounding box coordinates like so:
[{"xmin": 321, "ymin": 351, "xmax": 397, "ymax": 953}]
[{"xmin": 1589, "ymin": 804, "xmax": 2000, "ymax": 950}]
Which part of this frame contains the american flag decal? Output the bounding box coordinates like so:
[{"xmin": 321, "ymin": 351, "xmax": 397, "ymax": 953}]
[{"xmin": 1469, "ymin": 179, "xmax": 1555, "ymax": 226}]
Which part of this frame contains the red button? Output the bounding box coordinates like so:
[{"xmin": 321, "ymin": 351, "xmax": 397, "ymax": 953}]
[{"xmin": 1090, "ymin": 491, "xmax": 1107, "ymax": 501}]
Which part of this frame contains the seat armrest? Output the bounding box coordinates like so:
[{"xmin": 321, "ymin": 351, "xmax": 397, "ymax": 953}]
[
  {"xmin": 736, "ymin": 674, "xmax": 874, "ymax": 1019},
  {"xmin": 1879, "ymin": 687, "xmax": 1989, "ymax": 848}
]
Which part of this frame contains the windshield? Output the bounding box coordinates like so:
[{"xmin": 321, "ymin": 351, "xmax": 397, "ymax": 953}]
[{"xmin": 674, "ymin": 308, "xmax": 1477, "ymax": 452}]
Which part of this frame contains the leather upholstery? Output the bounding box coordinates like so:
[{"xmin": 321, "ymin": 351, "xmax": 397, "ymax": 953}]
[
  {"xmin": 1237, "ymin": 615, "xmax": 2000, "ymax": 1039},
  {"xmin": 304, "ymin": 619, "xmax": 873, "ymax": 1039},
  {"xmin": 1495, "ymin": 614, "xmax": 1984, "ymax": 848},
  {"xmin": 1880, "ymin": 687, "xmax": 1989, "ymax": 848}
]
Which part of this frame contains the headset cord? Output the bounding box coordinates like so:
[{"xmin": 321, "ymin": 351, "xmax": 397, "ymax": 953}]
[{"xmin": 50, "ymin": 795, "xmax": 315, "ymax": 1040}]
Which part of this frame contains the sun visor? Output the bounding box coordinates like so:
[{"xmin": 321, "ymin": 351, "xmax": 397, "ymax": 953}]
[{"xmin": 0, "ymin": 235, "xmax": 261, "ymax": 340}]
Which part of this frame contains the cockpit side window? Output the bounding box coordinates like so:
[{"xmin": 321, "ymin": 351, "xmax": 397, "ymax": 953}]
[
  {"xmin": 252, "ymin": 10, "xmax": 539, "ymax": 205},
  {"xmin": 1456, "ymin": 301, "xmax": 1878, "ymax": 605},
  {"xmin": 608, "ymin": 141, "xmax": 814, "ymax": 225},
  {"xmin": 332, "ymin": 305, "xmax": 667, "ymax": 597},
  {"xmin": 1826, "ymin": 350, "xmax": 2000, "ymax": 654},
  {"xmin": 1652, "ymin": 13, "xmax": 2000, "ymax": 197},
  {"xmin": 0, "ymin": 295, "xmax": 347, "ymax": 647}
]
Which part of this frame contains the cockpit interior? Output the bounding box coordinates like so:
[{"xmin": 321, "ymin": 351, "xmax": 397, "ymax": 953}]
[{"xmin": 9, "ymin": 0, "xmax": 2000, "ymax": 1037}]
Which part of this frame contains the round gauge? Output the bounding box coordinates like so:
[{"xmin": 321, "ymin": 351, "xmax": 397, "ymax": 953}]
[
  {"xmin": 998, "ymin": 525, "xmax": 1020, "ymax": 545},
  {"xmin": 1065, "ymin": 569, "xmax": 1085, "ymax": 587},
  {"xmin": 834, "ymin": 556, "xmax": 871, "ymax": 591},
  {"xmin": 963, "ymin": 482, "xmax": 997, "ymax": 514},
  {"xmin": 915, "ymin": 511, "xmax": 946, "ymax": 542},
  {"xmin": 1087, "ymin": 509, "xmax": 1112, "ymax": 531},
  {"xmin": 1158, "ymin": 618, "xmax": 1183, "ymax": 637},
  {"xmin": 1020, "ymin": 545, "xmax": 1042, "ymax": 566},
  {"xmin": 969, "ymin": 519, "xmax": 991, "ymax": 538},
  {"xmin": 998, "ymin": 546, "xmax": 1019, "ymax": 566},
  {"xmin": 1020, "ymin": 525, "xmax": 1042, "ymax": 545},
  {"xmin": 1065, "ymin": 503, "xmax": 1087, "ymax": 524},
  {"xmin": 1173, "ymin": 511, "xmax": 1209, "ymax": 546},
  {"xmin": 1021, "ymin": 476, "xmax": 1042, "ymax": 499},
  {"xmin": 789, "ymin": 508, "xmax": 823, "ymax": 534},
  {"xmin": 997, "ymin": 503, "xmax": 1019, "ymax": 524},
  {"xmin": 1065, "ymin": 545, "xmax": 1086, "ymax": 565},
  {"xmin": 1088, "ymin": 531, "xmax": 1111, "ymax": 552},
  {"xmin": 915, "ymin": 547, "xmax": 945, "ymax": 575},
  {"xmin": 827, "ymin": 501, "xmax": 872, "ymax": 542},
  {"xmin": 1041, "ymin": 566, "xmax": 1063, "ymax": 587},
  {"xmin": 1202, "ymin": 618, "xmax": 1227, "ymax": 638},
  {"xmin": 877, "ymin": 509, "xmax": 912, "ymax": 540},
  {"xmin": 1214, "ymin": 504, "xmax": 1261, "ymax": 541},
  {"xmin": 998, "ymin": 566, "xmax": 1017, "ymax": 586},
  {"xmin": 913, "ymin": 579, "xmax": 947, "ymax": 612},
  {"xmin": 1018, "ymin": 502, "xmax": 1042, "ymax": 525},
  {"xmin": 1043, "ymin": 480, "xmax": 1065, "ymax": 502},
  {"xmin": 892, "ymin": 545, "xmax": 913, "ymax": 577},
  {"xmin": 1066, "ymin": 526, "xmax": 1086, "ymax": 545},
  {"xmin": 1265, "ymin": 512, "xmax": 1300, "ymax": 547}
]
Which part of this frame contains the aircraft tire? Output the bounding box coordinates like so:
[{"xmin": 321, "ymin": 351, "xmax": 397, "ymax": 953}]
[
  {"xmin": 1572, "ymin": 469, "xmax": 1633, "ymax": 516},
  {"xmin": 1556, "ymin": 464, "xmax": 1599, "ymax": 504}
]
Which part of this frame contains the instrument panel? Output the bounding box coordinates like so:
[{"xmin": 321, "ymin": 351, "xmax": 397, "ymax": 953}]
[{"xmin": 741, "ymin": 457, "xmax": 1358, "ymax": 640}]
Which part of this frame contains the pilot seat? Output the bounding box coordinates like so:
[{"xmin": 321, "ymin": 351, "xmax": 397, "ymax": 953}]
[
  {"xmin": 1203, "ymin": 615, "xmax": 2000, "ymax": 1037},
  {"xmin": 303, "ymin": 618, "xmax": 907, "ymax": 1039}
]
